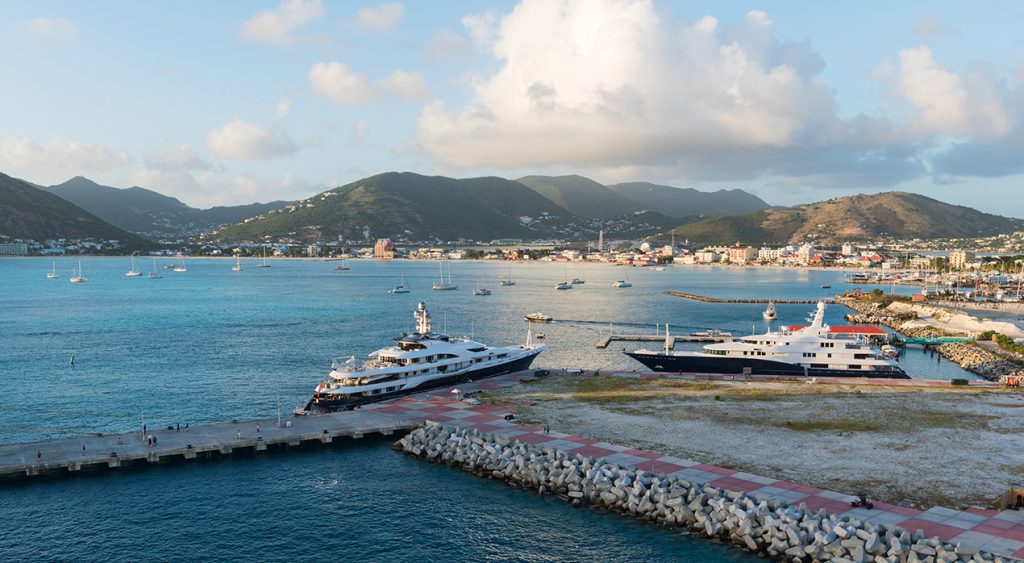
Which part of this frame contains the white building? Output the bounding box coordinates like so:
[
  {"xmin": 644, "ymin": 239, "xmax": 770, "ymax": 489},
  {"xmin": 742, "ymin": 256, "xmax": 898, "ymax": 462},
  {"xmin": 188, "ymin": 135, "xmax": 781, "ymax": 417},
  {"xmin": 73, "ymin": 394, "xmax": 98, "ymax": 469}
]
[{"xmin": 758, "ymin": 247, "xmax": 780, "ymax": 262}]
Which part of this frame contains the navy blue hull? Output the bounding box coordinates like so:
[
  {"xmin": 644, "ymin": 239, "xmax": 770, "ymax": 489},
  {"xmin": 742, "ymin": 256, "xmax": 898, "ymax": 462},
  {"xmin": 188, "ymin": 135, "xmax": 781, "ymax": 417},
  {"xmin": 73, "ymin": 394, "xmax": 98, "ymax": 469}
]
[
  {"xmin": 625, "ymin": 352, "xmax": 909, "ymax": 379},
  {"xmin": 307, "ymin": 350, "xmax": 542, "ymax": 412}
]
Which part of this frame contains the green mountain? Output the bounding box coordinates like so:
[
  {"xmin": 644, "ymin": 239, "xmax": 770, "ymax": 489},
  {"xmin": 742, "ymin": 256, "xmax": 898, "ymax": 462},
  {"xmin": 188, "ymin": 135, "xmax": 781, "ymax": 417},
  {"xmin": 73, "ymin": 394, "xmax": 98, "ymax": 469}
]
[
  {"xmin": 608, "ymin": 182, "xmax": 769, "ymax": 218},
  {"xmin": 670, "ymin": 192, "xmax": 1024, "ymax": 246},
  {"xmin": 44, "ymin": 176, "xmax": 287, "ymax": 236},
  {"xmin": 0, "ymin": 173, "xmax": 150, "ymax": 247},
  {"xmin": 515, "ymin": 175, "xmax": 642, "ymax": 218},
  {"xmin": 214, "ymin": 172, "xmax": 576, "ymax": 242}
]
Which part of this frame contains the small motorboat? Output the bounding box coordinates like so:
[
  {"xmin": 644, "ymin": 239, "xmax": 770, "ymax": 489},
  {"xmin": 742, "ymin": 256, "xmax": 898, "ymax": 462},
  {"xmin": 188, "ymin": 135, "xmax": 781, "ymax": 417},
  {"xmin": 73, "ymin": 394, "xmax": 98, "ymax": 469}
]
[
  {"xmin": 555, "ymin": 282, "xmax": 572, "ymax": 290},
  {"xmin": 611, "ymin": 280, "xmax": 632, "ymax": 288},
  {"xmin": 524, "ymin": 312, "xmax": 553, "ymax": 323},
  {"xmin": 763, "ymin": 302, "xmax": 777, "ymax": 321},
  {"xmin": 570, "ymin": 278, "xmax": 585, "ymax": 285},
  {"xmin": 473, "ymin": 287, "xmax": 491, "ymax": 296},
  {"xmin": 821, "ymin": 284, "xmax": 831, "ymax": 289},
  {"xmin": 881, "ymin": 345, "xmax": 899, "ymax": 359}
]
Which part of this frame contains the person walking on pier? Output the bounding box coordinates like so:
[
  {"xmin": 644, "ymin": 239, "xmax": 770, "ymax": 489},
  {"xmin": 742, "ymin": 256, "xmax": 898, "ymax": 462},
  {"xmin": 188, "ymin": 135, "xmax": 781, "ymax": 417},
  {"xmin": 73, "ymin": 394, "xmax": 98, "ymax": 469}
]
[
  {"xmin": 256, "ymin": 423, "xmax": 261, "ymax": 434},
  {"xmin": 236, "ymin": 428, "xmax": 242, "ymax": 441}
]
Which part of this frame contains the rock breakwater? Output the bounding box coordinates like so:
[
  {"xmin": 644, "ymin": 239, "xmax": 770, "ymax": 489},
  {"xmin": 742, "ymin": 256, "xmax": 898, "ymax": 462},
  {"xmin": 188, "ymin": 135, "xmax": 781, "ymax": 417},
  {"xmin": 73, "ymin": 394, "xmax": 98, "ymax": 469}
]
[
  {"xmin": 397, "ymin": 424, "xmax": 1008, "ymax": 562},
  {"xmin": 938, "ymin": 343, "xmax": 1024, "ymax": 380}
]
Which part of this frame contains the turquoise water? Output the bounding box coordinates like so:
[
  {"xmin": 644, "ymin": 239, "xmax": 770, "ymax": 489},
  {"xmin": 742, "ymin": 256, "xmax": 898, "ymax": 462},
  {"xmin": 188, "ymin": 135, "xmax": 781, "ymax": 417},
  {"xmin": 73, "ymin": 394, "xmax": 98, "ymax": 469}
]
[{"xmin": 0, "ymin": 258, "xmax": 972, "ymax": 561}]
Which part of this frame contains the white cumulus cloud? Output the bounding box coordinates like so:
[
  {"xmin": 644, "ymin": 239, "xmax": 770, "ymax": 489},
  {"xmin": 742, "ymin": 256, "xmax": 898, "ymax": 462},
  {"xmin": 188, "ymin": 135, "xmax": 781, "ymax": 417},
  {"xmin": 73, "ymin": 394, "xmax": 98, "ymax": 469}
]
[
  {"xmin": 417, "ymin": 0, "xmax": 910, "ymax": 189},
  {"xmin": 309, "ymin": 63, "xmax": 428, "ymax": 104},
  {"xmin": 0, "ymin": 136, "xmax": 130, "ymax": 182},
  {"xmin": 380, "ymin": 70, "xmax": 431, "ymax": 101},
  {"xmin": 877, "ymin": 46, "xmax": 1011, "ymax": 138},
  {"xmin": 20, "ymin": 17, "xmax": 78, "ymax": 40},
  {"xmin": 309, "ymin": 62, "xmax": 375, "ymax": 105},
  {"xmin": 276, "ymin": 98, "xmax": 293, "ymax": 119},
  {"xmin": 205, "ymin": 119, "xmax": 299, "ymax": 160},
  {"xmin": 240, "ymin": 0, "xmax": 323, "ymax": 45},
  {"xmin": 355, "ymin": 3, "xmax": 405, "ymax": 31}
]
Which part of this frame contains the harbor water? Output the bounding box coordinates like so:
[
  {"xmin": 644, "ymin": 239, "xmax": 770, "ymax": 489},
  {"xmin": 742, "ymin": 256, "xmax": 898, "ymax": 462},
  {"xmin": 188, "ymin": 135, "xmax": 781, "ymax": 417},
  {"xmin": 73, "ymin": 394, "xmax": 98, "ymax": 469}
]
[{"xmin": 0, "ymin": 258, "xmax": 977, "ymax": 561}]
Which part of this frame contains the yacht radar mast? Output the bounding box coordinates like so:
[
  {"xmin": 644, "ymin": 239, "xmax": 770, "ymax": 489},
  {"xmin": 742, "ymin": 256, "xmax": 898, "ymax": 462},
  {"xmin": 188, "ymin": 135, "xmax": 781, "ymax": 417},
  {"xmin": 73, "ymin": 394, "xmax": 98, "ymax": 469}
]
[{"xmin": 415, "ymin": 302, "xmax": 432, "ymax": 335}]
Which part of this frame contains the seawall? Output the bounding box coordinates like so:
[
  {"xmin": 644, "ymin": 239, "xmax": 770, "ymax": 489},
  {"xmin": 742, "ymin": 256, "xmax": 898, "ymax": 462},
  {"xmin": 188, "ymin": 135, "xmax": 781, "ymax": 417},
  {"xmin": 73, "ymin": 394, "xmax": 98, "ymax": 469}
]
[{"xmin": 397, "ymin": 423, "xmax": 1006, "ymax": 562}]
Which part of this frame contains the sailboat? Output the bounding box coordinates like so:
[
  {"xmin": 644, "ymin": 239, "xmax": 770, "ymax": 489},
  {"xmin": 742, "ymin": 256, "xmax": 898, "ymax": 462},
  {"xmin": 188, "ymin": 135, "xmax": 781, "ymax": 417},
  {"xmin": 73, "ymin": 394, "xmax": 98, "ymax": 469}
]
[
  {"xmin": 334, "ymin": 257, "xmax": 350, "ymax": 271},
  {"xmin": 256, "ymin": 248, "xmax": 271, "ymax": 268},
  {"xmin": 148, "ymin": 258, "xmax": 162, "ymax": 279},
  {"xmin": 571, "ymin": 264, "xmax": 585, "ymax": 284},
  {"xmin": 172, "ymin": 254, "xmax": 187, "ymax": 272},
  {"xmin": 46, "ymin": 261, "xmax": 59, "ymax": 279},
  {"xmin": 232, "ymin": 254, "xmax": 243, "ymax": 271},
  {"xmin": 69, "ymin": 261, "xmax": 87, "ymax": 283},
  {"xmin": 555, "ymin": 266, "xmax": 573, "ymax": 289},
  {"xmin": 125, "ymin": 254, "xmax": 142, "ymax": 277},
  {"xmin": 762, "ymin": 301, "xmax": 777, "ymax": 321},
  {"xmin": 432, "ymin": 262, "xmax": 457, "ymax": 290},
  {"xmin": 499, "ymin": 266, "xmax": 515, "ymax": 286},
  {"xmin": 389, "ymin": 271, "xmax": 410, "ymax": 294}
]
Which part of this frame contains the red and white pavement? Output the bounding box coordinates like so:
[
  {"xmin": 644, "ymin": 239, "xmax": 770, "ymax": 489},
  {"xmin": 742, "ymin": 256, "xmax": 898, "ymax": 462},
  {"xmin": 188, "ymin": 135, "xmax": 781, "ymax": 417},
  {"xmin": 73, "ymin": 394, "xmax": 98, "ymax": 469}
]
[{"xmin": 368, "ymin": 371, "xmax": 1024, "ymax": 559}]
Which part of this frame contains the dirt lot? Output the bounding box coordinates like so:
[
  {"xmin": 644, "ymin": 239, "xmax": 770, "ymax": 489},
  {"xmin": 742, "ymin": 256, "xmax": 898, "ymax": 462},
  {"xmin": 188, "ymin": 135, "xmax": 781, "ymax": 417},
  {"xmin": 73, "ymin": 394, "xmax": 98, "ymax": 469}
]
[{"xmin": 481, "ymin": 375, "xmax": 1024, "ymax": 509}]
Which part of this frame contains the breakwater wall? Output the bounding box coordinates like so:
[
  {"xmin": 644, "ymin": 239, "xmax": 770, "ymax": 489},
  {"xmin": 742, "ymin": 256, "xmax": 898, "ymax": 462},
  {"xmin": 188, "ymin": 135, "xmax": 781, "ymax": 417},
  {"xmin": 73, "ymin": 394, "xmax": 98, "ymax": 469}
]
[
  {"xmin": 397, "ymin": 424, "xmax": 1003, "ymax": 562},
  {"xmin": 664, "ymin": 291, "xmax": 833, "ymax": 305},
  {"xmin": 836, "ymin": 297, "xmax": 1023, "ymax": 381}
]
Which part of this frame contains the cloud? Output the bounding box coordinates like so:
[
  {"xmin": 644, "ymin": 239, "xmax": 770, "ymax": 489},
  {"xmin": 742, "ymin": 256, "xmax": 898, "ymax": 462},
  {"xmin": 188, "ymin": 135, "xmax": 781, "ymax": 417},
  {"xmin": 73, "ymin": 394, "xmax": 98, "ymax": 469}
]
[
  {"xmin": 416, "ymin": 1, "xmax": 924, "ymax": 190},
  {"xmin": 355, "ymin": 3, "xmax": 405, "ymax": 31},
  {"xmin": 240, "ymin": 0, "xmax": 323, "ymax": 45},
  {"xmin": 876, "ymin": 46, "xmax": 1011, "ymax": 138},
  {"xmin": 350, "ymin": 120, "xmax": 369, "ymax": 143},
  {"xmin": 380, "ymin": 70, "xmax": 431, "ymax": 101},
  {"xmin": 143, "ymin": 145, "xmax": 214, "ymax": 172},
  {"xmin": 0, "ymin": 136, "xmax": 130, "ymax": 181},
  {"xmin": 309, "ymin": 62, "xmax": 375, "ymax": 105},
  {"xmin": 913, "ymin": 13, "xmax": 953, "ymax": 40},
  {"xmin": 426, "ymin": 30, "xmax": 473, "ymax": 59},
  {"xmin": 205, "ymin": 119, "xmax": 299, "ymax": 160},
  {"xmin": 461, "ymin": 11, "xmax": 497, "ymax": 48},
  {"xmin": 309, "ymin": 62, "xmax": 429, "ymax": 104},
  {"xmin": 20, "ymin": 17, "xmax": 77, "ymax": 40},
  {"xmin": 276, "ymin": 98, "xmax": 292, "ymax": 119}
]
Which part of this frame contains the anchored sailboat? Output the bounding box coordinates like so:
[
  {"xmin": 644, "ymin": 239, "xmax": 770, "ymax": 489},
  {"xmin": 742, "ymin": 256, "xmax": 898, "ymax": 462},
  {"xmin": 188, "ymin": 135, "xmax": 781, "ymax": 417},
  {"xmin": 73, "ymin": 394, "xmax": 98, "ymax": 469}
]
[{"xmin": 126, "ymin": 254, "xmax": 142, "ymax": 277}]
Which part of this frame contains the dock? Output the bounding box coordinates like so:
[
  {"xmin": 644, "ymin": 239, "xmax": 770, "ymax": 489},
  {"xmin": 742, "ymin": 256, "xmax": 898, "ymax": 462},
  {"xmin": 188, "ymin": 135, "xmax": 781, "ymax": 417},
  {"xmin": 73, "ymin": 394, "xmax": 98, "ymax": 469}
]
[
  {"xmin": 595, "ymin": 334, "xmax": 730, "ymax": 348},
  {"xmin": 0, "ymin": 408, "xmax": 425, "ymax": 479},
  {"xmin": 664, "ymin": 291, "xmax": 836, "ymax": 304}
]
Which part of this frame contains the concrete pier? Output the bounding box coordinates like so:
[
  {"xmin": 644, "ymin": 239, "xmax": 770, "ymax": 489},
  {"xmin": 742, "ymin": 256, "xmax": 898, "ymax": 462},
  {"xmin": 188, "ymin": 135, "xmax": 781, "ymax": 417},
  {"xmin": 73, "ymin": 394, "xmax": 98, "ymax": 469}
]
[
  {"xmin": 0, "ymin": 408, "xmax": 425, "ymax": 480},
  {"xmin": 595, "ymin": 334, "xmax": 731, "ymax": 348},
  {"xmin": 664, "ymin": 291, "xmax": 835, "ymax": 304}
]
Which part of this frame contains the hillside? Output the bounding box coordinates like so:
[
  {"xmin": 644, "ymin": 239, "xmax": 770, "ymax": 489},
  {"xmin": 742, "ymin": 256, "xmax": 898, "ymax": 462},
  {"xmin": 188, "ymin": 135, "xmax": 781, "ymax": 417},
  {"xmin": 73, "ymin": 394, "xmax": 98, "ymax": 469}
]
[
  {"xmin": 0, "ymin": 173, "xmax": 150, "ymax": 247},
  {"xmin": 515, "ymin": 175, "xmax": 643, "ymax": 218},
  {"xmin": 670, "ymin": 192, "xmax": 1024, "ymax": 246},
  {"xmin": 608, "ymin": 182, "xmax": 769, "ymax": 218},
  {"xmin": 214, "ymin": 172, "xmax": 576, "ymax": 242},
  {"xmin": 44, "ymin": 177, "xmax": 286, "ymax": 236}
]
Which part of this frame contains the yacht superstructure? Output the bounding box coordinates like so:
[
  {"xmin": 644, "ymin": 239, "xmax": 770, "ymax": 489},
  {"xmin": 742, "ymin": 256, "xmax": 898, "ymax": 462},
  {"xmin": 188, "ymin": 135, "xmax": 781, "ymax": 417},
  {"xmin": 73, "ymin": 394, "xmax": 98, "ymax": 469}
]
[
  {"xmin": 627, "ymin": 302, "xmax": 908, "ymax": 379},
  {"xmin": 301, "ymin": 302, "xmax": 544, "ymax": 412}
]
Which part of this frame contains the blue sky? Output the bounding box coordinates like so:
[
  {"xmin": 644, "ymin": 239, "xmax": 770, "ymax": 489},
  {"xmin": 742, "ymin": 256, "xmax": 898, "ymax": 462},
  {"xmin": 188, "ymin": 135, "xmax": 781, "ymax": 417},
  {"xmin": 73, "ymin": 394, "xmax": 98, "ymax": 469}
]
[{"xmin": 1, "ymin": 1, "xmax": 1022, "ymax": 216}]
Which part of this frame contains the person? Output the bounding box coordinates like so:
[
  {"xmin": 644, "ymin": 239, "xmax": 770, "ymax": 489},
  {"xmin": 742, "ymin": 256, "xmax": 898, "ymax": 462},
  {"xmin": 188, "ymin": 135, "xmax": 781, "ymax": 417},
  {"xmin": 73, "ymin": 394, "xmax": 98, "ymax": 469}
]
[
  {"xmin": 256, "ymin": 423, "xmax": 261, "ymax": 433},
  {"xmin": 153, "ymin": 435, "xmax": 157, "ymax": 446},
  {"xmin": 237, "ymin": 429, "xmax": 242, "ymax": 441},
  {"xmin": 176, "ymin": 422, "xmax": 180, "ymax": 432},
  {"xmin": 143, "ymin": 423, "xmax": 147, "ymax": 436},
  {"xmin": 185, "ymin": 423, "xmax": 189, "ymax": 431},
  {"xmin": 147, "ymin": 436, "xmax": 152, "ymax": 447},
  {"xmin": 36, "ymin": 450, "xmax": 41, "ymax": 460}
]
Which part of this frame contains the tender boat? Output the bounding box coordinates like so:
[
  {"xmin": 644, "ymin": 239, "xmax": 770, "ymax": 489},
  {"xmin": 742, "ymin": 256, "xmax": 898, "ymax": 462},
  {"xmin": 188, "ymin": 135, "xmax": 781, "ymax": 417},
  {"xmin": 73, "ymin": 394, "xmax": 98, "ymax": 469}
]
[
  {"xmin": 473, "ymin": 285, "xmax": 491, "ymax": 296},
  {"xmin": 881, "ymin": 345, "xmax": 900, "ymax": 359},
  {"xmin": 627, "ymin": 302, "xmax": 909, "ymax": 379},
  {"xmin": 524, "ymin": 312, "xmax": 553, "ymax": 323},
  {"xmin": 298, "ymin": 302, "xmax": 544, "ymax": 412},
  {"xmin": 762, "ymin": 302, "xmax": 777, "ymax": 321},
  {"xmin": 612, "ymin": 280, "xmax": 632, "ymax": 288}
]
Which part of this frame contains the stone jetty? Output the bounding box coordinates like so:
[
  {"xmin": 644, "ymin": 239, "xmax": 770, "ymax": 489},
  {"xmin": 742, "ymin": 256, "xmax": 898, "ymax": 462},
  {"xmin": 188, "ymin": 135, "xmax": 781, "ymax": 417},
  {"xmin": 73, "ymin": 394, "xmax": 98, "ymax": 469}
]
[
  {"xmin": 938, "ymin": 343, "xmax": 1024, "ymax": 380},
  {"xmin": 664, "ymin": 291, "xmax": 832, "ymax": 304},
  {"xmin": 397, "ymin": 423, "xmax": 1009, "ymax": 563}
]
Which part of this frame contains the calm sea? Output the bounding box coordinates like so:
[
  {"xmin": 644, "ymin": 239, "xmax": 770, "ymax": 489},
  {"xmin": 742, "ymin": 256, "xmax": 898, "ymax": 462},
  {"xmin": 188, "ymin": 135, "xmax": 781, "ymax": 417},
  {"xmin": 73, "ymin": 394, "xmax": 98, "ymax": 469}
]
[{"xmin": 0, "ymin": 258, "xmax": 972, "ymax": 561}]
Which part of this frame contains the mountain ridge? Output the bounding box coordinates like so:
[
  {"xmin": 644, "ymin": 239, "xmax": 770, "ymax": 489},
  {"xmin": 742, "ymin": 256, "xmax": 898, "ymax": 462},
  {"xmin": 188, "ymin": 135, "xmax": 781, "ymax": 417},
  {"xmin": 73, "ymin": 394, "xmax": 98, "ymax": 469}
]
[
  {"xmin": 43, "ymin": 176, "xmax": 287, "ymax": 237},
  {"xmin": 0, "ymin": 173, "xmax": 151, "ymax": 248},
  {"xmin": 669, "ymin": 192, "xmax": 1024, "ymax": 245}
]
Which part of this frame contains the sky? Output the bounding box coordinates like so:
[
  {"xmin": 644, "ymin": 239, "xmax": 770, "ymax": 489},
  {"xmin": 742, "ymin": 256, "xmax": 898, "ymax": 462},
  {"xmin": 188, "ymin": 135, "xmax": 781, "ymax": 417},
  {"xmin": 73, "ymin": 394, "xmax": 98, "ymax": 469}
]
[{"xmin": 1, "ymin": 0, "xmax": 1023, "ymax": 215}]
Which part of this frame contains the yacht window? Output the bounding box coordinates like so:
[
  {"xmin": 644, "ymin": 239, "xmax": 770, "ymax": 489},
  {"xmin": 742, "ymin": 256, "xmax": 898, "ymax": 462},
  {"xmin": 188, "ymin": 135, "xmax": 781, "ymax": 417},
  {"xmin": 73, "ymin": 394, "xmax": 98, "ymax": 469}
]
[
  {"xmin": 810, "ymin": 363, "xmax": 828, "ymax": 368},
  {"xmin": 497, "ymin": 354, "xmax": 507, "ymax": 359},
  {"xmin": 849, "ymin": 365, "xmax": 862, "ymax": 370}
]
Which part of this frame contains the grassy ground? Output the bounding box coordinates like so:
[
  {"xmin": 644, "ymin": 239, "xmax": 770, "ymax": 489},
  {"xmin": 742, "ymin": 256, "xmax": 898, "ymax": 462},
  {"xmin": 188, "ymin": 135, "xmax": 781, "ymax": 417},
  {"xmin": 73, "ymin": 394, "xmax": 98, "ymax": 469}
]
[{"xmin": 480, "ymin": 375, "xmax": 1024, "ymax": 508}]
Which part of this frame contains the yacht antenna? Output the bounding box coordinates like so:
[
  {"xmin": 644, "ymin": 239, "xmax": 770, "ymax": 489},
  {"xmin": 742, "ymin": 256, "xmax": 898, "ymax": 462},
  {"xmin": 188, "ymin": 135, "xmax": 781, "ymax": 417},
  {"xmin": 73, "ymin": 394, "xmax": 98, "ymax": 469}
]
[{"xmin": 664, "ymin": 322, "xmax": 671, "ymax": 354}]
